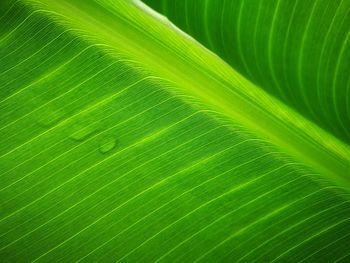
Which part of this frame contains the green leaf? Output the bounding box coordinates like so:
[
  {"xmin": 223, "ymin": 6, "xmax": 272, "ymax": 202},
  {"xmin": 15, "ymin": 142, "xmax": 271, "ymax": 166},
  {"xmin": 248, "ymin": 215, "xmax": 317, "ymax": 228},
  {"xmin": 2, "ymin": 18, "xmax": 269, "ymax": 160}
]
[
  {"xmin": 0, "ymin": 0, "xmax": 349, "ymax": 262},
  {"xmin": 144, "ymin": 0, "xmax": 350, "ymax": 145}
]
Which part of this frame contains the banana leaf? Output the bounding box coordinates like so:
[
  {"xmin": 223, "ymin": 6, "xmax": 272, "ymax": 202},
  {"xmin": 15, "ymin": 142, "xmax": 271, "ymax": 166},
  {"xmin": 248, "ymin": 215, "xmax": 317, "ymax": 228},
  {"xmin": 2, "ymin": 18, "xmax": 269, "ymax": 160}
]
[{"xmin": 0, "ymin": 0, "xmax": 349, "ymax": 262}]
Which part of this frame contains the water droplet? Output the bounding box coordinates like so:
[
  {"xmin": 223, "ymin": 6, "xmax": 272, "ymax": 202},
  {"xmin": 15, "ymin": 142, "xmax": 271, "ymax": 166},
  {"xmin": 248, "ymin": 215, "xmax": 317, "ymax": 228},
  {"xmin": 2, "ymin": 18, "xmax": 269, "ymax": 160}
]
[
  {"xmin": 33, "ymin": 98, "xmax": 67, "ymax": 127},
  {"xmin": 68, "ymin": 120, "xmax": 99, "ymax": 141},
  {"xmin": 99, "ymin": 135, "xmax": 116, "ymax": 153},
  {"xmin": 36, "ymin": 108, "xmax": 66, "ymax": 127}
]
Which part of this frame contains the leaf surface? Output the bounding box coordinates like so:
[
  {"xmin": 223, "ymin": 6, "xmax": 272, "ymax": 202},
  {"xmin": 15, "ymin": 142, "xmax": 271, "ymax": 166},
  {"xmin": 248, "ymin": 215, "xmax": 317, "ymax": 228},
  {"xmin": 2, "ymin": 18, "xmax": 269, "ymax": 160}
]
[
  {"xmin": 0, "ymin": 0, "xmax": 350, "ymax": 262},
  {"xmin": 144, "ymin": 0, "xmax": 350, "ymax": 144}
]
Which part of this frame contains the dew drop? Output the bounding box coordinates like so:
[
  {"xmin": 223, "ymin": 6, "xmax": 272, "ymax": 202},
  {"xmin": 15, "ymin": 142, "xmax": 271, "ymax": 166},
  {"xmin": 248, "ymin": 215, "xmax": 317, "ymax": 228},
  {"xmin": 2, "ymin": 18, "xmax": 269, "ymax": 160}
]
[
  {"xmin": 99, "ymin": 135, "xmax": 116, "ymax": 153},
  {"xmin": 34, "ymin": 98, "xmax": 67, "ymax": 127},
  {"xmin": 68, "ymin": 121, "xmax": 99, "ymax": 141},
  {"xmin": 36, "ymin": 108, "xmax": 66, "ymax": 127}
]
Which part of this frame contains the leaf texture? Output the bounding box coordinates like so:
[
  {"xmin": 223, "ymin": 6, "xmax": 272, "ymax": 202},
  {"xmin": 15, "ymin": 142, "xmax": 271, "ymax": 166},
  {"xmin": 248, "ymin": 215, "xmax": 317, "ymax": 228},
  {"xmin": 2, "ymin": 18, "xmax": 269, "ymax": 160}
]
[
  {"xmin": 143, "ymin": 0, "xmax": 350, "ymax": 144},
  {"xmin": 0, "ymin": 0, "xmax": 350, "ymax": 262}
]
